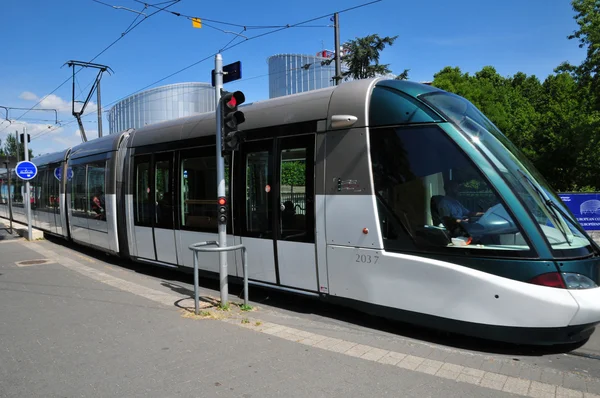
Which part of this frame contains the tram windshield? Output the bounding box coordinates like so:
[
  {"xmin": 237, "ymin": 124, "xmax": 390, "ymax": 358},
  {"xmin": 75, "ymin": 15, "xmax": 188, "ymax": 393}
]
[
  {"xmin": 420, "ymin": 91, "xmax": 596, "ymax": 258},
  {"xmin": 368, "ymin": 85, "xmax": 536, "ymax": 256}
]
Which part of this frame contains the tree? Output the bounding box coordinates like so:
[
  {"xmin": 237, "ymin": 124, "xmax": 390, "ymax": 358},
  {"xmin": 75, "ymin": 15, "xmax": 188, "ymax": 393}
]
[
  {"xmin": 395, "ymin": 69, "xmax": 410, "ymax": 80},
  {"xmin": 281, "ymin": 161, "xmax": 305, "ymax": 193},
  {"xmin": 340, "ymin": 34, "xmax": 399, "ymax": 80},
  {"xmin": 3, "ymin": 134, "xmax": 33, "ymax": 161},
  {"xmin": 562, "ymin": 0, "xmax": 600, "ymax": 108}
]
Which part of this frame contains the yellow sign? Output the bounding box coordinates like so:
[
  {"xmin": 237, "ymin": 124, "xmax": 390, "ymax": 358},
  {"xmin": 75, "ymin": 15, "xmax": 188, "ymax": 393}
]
[{"xmin": 192, "ymin": 18, "xmax": 202, "ymax": 28}]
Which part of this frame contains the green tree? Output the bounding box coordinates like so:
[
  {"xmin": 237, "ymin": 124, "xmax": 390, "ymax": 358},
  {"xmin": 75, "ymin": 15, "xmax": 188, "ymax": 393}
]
[
  {"xmin": 394, "ymin": 69, "xmax": 410, "ymax": 80},
  {"xmin": 3, "ymin": 134, "xmax": 33, "ymax": 160},
  {"xmin": 562, "ymin": 0, "xmax": 600, "ymax": 108},
  {"xmin": 340, "ymin": 34, "xmax": 399, "ymax": 80},
  {"xmin": 281, "ymin": 161, "xmax": 305, "ymax": 193},
  {"xmin": 428, "ymin": 1, "xmax": 600, "ymax": 192}
]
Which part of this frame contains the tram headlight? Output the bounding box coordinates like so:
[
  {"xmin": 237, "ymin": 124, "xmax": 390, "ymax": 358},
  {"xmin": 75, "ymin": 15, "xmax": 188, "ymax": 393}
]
[{"xmin": 561, "ymin": 273, "xmax": 598, "ymax": 289}]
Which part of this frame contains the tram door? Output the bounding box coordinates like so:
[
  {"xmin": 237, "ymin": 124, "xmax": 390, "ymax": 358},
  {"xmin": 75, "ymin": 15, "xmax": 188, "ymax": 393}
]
[
  {"xmin": 239, "ymin": 135, "xmax": 317, "ymax": 291},
  {"xmin": 133, "ymin": 153, "xmax": 178, "ymax": 265}
]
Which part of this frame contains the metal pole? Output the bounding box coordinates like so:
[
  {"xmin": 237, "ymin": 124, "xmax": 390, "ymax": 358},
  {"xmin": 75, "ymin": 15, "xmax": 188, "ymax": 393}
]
[
  {"xmin": 97, "ymin": 73, "xmax": 103, "ymax": 138},
  {"xmin": 7, "ymin": 164, "xmax": 13, "ymax": 234},
  {"xmin": 15, "ymin": 130, "xmax": 20, "ymax": 164},
  {"xmin": 334, "ymin": 13, "xmax": 341, "ymax": 86},
  {"xmin": 194, "ymin": 251, "xmax": 199, "ymax": 315},
  {"xmin": 214, "ymin": 53, "xmax": 228, "ymax": 306},
  {"xmin": 23, "ymin": 127, "xmax": 32, "ymax": 241},
  {"xmin": 243, "ymin": 247, "xmax": 248, "ymax": 306}
]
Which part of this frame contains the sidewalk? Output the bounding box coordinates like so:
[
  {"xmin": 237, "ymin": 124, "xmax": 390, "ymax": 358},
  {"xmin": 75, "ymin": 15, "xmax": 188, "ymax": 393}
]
[{"xmin": 1, "ymin": 223, "xmax": 599, "ymax": 397}]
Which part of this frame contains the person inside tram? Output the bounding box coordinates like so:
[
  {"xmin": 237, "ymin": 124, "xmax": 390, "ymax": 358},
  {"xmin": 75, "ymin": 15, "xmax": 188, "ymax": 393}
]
[
  {"xmin": 91, "ymin": 188, "xmax": 105, "ymax": 220},
  {"xmin": 281, "ymin": 200, "xmax": 296, "ymax": 229},
  {"xmin": 433, "ymin": 180, "xmax": 484, "ymax": 225}
]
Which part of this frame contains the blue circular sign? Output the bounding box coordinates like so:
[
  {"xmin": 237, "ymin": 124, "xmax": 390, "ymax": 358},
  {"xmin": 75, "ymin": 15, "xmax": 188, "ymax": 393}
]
[
  {"xmin": 54, "ymin": 167, "xmax": 73, "ymax": 181},
  {"xmin": 16, "ymin": 161, "xmax": 37, "ymax": 181}
]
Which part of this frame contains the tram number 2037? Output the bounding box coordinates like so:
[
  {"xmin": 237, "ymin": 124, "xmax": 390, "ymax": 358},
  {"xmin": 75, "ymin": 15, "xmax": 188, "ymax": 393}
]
[{"xmin": 355, "ymin": 252, "xmax": 380, "ymax": 264}]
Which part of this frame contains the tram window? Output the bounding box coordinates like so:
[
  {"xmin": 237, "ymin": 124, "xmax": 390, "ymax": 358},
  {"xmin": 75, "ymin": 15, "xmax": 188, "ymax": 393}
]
[
  {"xmin": 134, "ymin": 158, "xmax": 152, "ymax": 226},
  {"xmin": 29, "ymin": 168, "xmax": 41, "ymax": 210},
  {"xmin": 370, "ymin": 125, "xmax": 530, "ymax": 254},
  {"xmin": 35, "ymin": 168, "xmax": 47, "ymax": 211},
  {"xmin": 87, "ymin": 162, "xmax": 106, "ymax": 221},
  {"xmin": 246, "ymin": 151, "xmax": 271, "ymax": 238},
  {"xmin": 12, "ymin": 171, "xmax": 23, "ymax": 205},
  {"xmin": 279, "ymin": 146, "xmax": 313, "ymax": 243},
  {"xmin": 48, "ymin": 164, "xmax": 60, "ymax": 210},
  {"xmin": 0, "ymin": 173, "xmax": 6, "ymax": 204},
  {"xmin": 155, "ymin": 158, "xmax": 173, "ymax": 229},
  {"xmin": 181, "ymin": 154, "xmax": 219, "ymax": 231},
  {"xmin": 369, "ymin": 86, "xmax": 442, "ymax": 127},
  {"xmin": 71, "ymin": 165, "xmax": 87, "ymax": 218}
]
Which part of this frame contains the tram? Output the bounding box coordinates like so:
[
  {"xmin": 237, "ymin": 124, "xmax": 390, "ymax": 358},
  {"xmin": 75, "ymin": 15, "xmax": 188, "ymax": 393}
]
[{"xmin": 1, "ymin": 77, "xmax": 599, "ymax": 345}]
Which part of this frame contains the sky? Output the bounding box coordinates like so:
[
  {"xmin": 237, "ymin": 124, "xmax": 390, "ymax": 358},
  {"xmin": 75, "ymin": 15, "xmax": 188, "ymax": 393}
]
[{"xmin": 0, "ymin": 0, "xmax": 586, "ymax": 157}]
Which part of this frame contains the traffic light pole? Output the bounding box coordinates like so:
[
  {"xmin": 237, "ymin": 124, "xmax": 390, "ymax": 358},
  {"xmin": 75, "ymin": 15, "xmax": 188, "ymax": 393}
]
[
  {"xmin": 214, "ymin": 53, "xmax": 229, "ymax": 306},
  {"xmin": 23, "ymin": 127, "xmax": 32, "ymax": 241},
  {"xmin": 334, "ymin": 12, "xmax": 342, "ymax": 86}
]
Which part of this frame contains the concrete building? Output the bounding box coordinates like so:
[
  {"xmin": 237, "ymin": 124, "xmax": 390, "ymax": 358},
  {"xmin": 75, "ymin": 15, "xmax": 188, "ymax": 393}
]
[{"xmin": 107, "ymin": 82, "xmax": 215, "ymax": 134}]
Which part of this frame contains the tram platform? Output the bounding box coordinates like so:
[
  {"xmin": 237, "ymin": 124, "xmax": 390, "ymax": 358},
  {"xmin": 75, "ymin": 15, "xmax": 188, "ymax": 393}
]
[{"xmin": 1, "ymin": 219, "xmax": 600, "ymax": 398}]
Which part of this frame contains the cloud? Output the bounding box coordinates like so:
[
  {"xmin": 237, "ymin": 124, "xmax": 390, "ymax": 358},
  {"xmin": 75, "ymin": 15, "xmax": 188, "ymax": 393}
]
[
  {"xmin": 19, "ymin": 91, "xmax": 98, "ymax": 115},
  {"xmin": 0, "ymin": 120, "xmax": 84, "ymax": 157},
  {"xmin": 0, "ymin": 120, "xmax": 58, "ymax": 155},
  {"xmin": 9, "ymin": 91, "xmax": 103, "ymax": 156},
  {"xmin": 51, "ymin": 133, "xmax": 82, "ymax": 148},
  {"xmin": 19, "ymin": 91, "xmax": 38, "ymax": 101}
]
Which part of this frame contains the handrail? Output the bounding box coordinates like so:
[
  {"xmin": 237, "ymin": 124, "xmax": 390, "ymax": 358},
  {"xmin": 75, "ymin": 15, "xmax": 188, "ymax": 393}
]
[{"xmin": 188, "ymin": 241, "xmax": 248, "ymax": 315}]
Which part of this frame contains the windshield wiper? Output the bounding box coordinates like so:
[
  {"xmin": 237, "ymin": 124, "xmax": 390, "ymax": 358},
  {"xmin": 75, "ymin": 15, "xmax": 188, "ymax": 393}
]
[
  {"xmin": 516, "ymin": 169, "xmax": 573, "ymax": 245},
  {"xmin": 542, "ymin": 191, "xmax": 600, "ymax": 253}
]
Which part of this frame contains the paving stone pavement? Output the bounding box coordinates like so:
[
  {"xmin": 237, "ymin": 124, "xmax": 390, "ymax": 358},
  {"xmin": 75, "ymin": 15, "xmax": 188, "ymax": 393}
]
[{"xmin": 2, "ymin": 227, "xmax": 600, "ymax": 397}]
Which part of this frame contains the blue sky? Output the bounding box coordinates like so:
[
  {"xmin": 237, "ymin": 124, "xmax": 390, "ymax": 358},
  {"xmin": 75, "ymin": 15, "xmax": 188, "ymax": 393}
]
[{"xmin": 0, "ymin": 0, "xmax": 585, "ymax": 156}]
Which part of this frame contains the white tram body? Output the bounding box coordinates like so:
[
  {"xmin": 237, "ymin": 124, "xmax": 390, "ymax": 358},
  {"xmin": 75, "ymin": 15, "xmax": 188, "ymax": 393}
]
[{"xmin": 2, "ymin": 77, "xmax": 599, "ymax": 345}]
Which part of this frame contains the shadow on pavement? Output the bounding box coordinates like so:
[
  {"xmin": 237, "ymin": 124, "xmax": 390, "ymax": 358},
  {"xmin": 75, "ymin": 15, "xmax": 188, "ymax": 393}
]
[{"xmin": 44, "ymin": 234, "xmax": 591, "ymax": 358}]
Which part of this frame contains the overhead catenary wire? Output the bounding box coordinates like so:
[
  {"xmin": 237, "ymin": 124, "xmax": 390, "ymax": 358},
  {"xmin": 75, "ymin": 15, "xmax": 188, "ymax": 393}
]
[
  {"xmin": 132, "ymin": 0, "xmax": 331, "ymax": 30},
  {"xmin": 4, "ymin": 0, "xmax": 181, "ymax": 137},
  {"xmin": 31, "ymin": 0, "xmax": 382, "ymax": 142},
  {"xmin": 31, "ymin": 63, "xmax": 341, "ymax": 141}
]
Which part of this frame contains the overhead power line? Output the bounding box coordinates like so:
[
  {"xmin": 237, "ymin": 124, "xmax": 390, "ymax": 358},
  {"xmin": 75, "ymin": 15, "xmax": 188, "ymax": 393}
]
[
  {"xmin": 8, "ymin": 0, "xmax": 181, "ymax": 135},
  {"xmin": 131, "ymin": 0, "xmax": 331, "ymax": 30},
  {"xmin": 32, "ymin": 0, "xmax": 383, "ymax": 141}
]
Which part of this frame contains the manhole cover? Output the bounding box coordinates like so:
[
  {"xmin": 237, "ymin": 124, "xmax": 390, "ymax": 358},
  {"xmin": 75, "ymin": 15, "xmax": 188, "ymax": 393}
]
[{"xmin": 15, "ymin": 259, "xmax": 53, "ymax": 267}]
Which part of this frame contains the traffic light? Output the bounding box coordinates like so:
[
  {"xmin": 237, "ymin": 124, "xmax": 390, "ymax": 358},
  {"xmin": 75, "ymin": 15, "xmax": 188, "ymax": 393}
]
[
  {"xmin": 19, "ymin": 133, "xmax": 30, "ymax": 143},
  {"xmin": 217, "ymin": 196, "xmax": 227, "ymax": 225},
  {"xmin": 220, "ymin": 89, "xmax": 245, "ymax": 153}
]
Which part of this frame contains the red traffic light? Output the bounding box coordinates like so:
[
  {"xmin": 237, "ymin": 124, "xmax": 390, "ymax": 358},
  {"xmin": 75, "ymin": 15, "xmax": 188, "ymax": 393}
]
[
  {"xmin": 217, "ymin": 197, "xmax": 227, "ymax": 206},
  {"xmin": 222, "ymin": 91, "xmax": 245, "ymax": 110}
]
